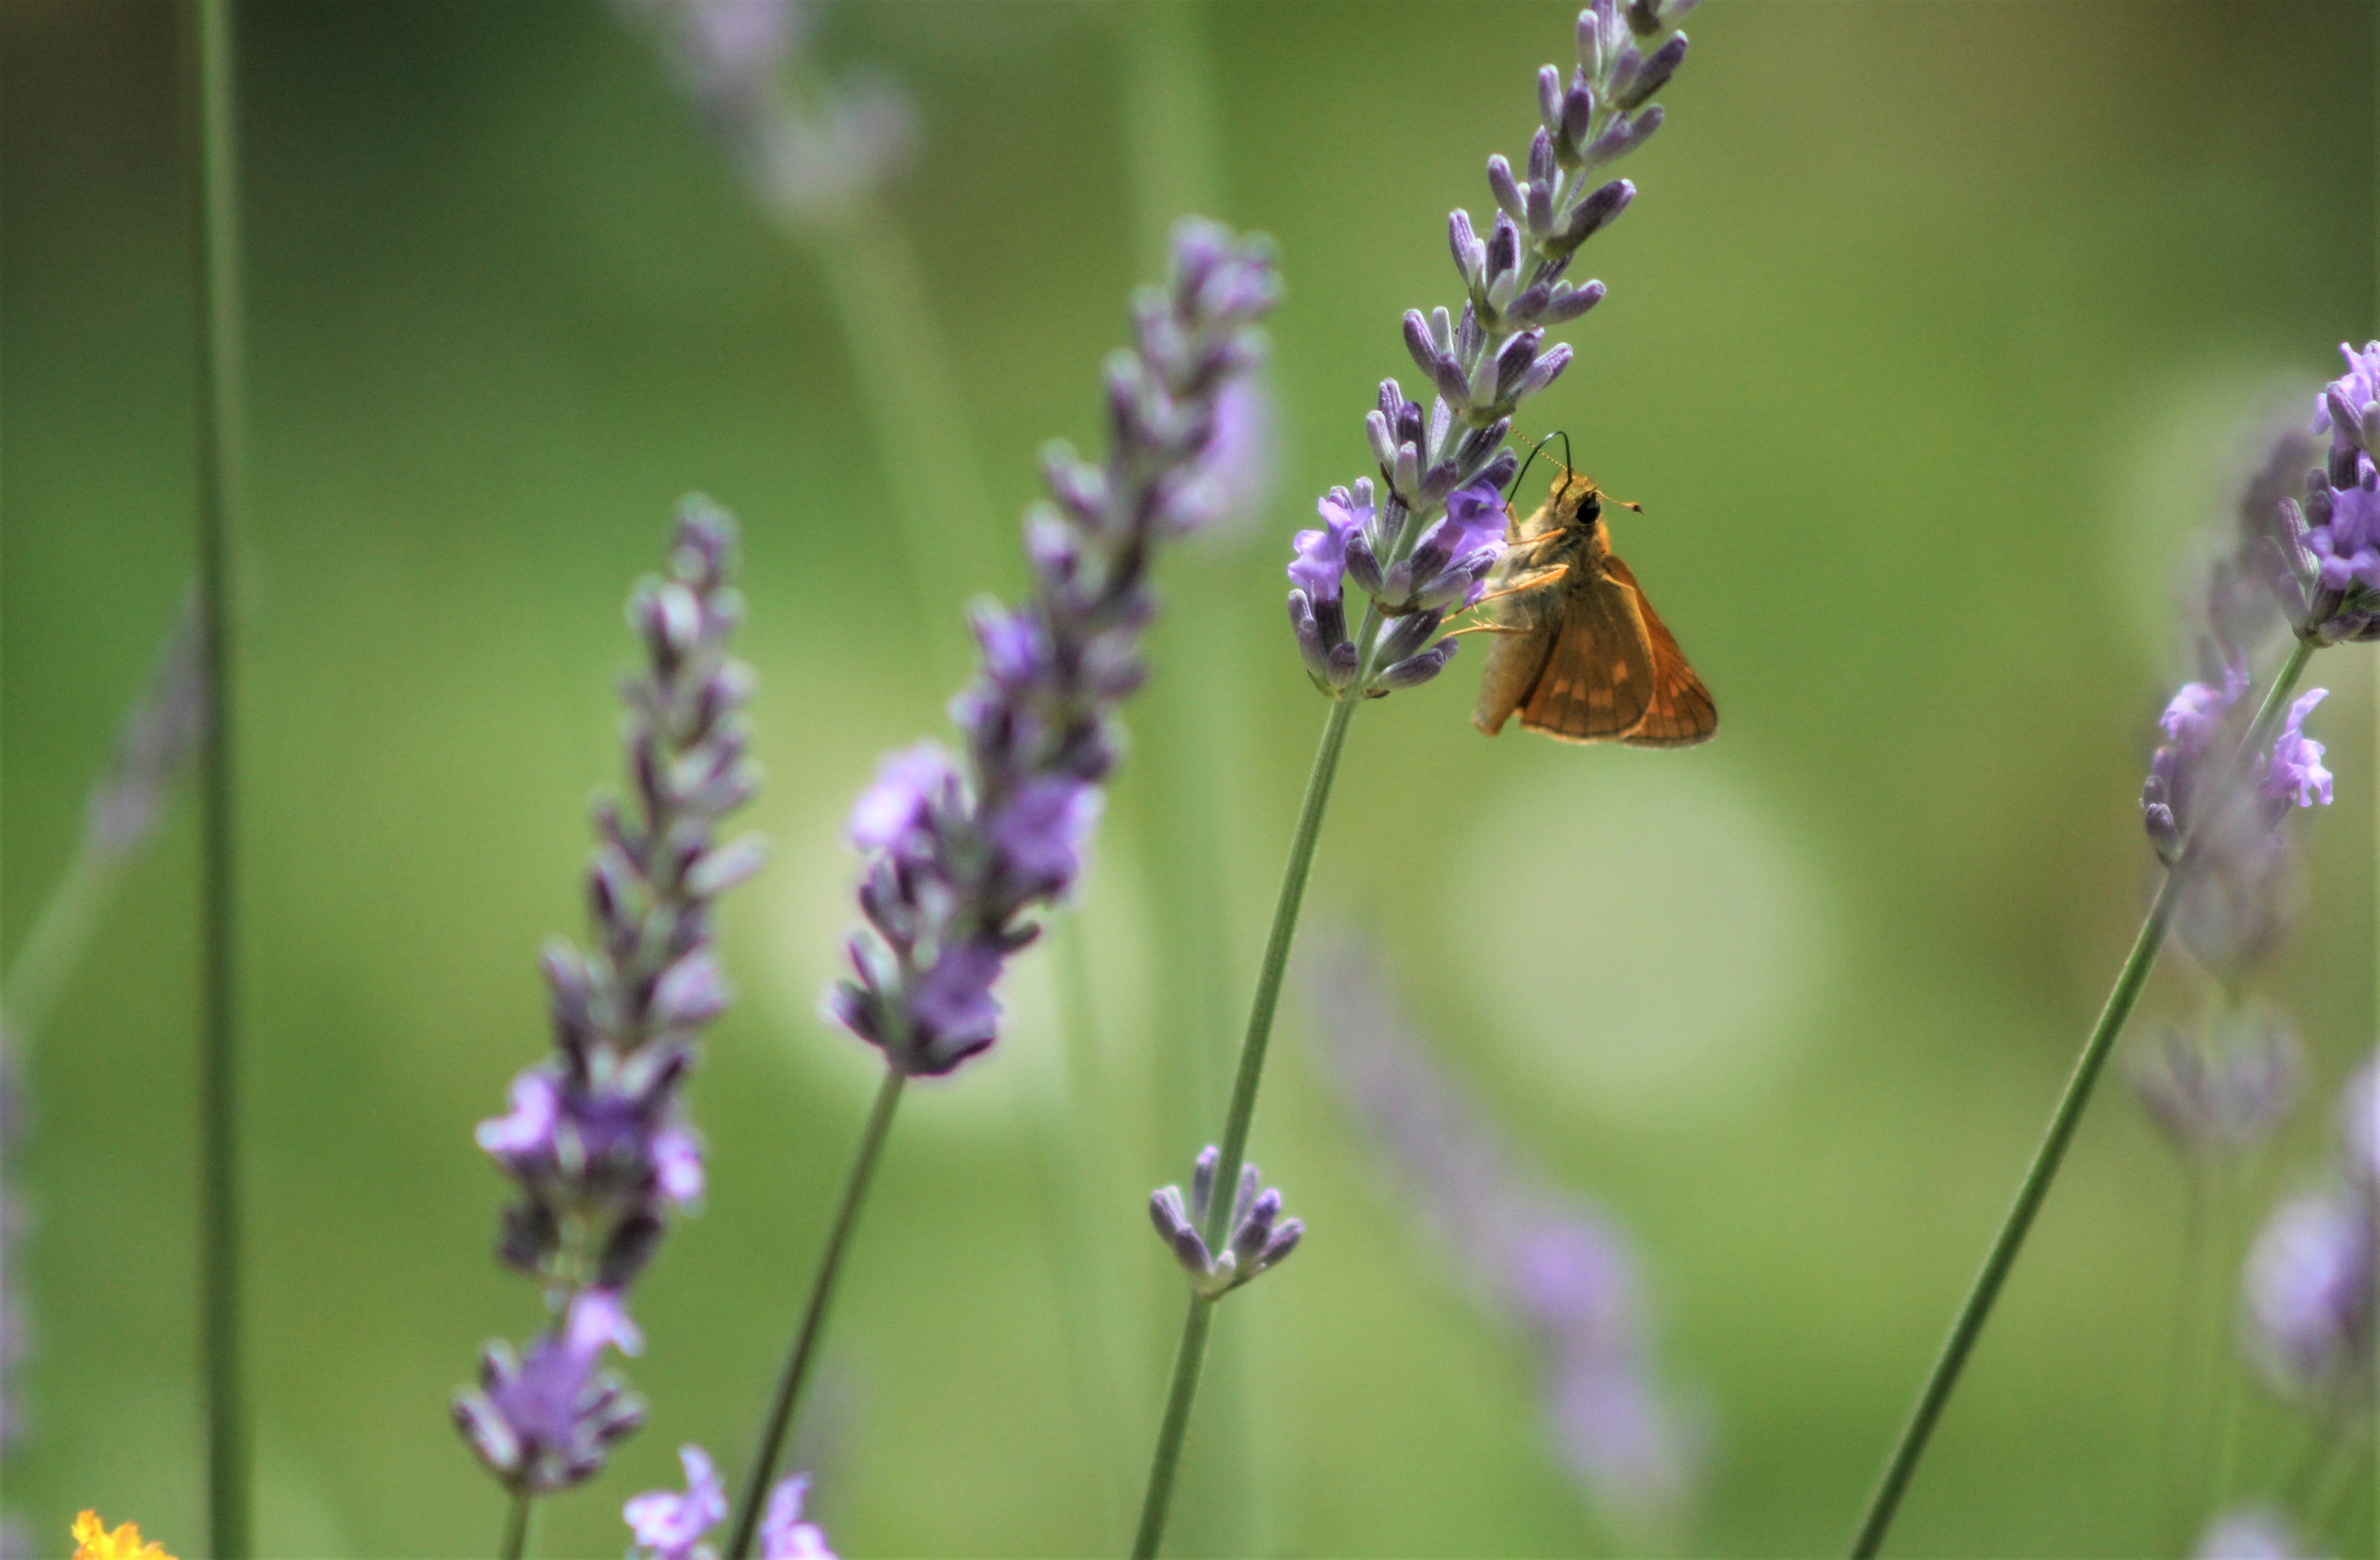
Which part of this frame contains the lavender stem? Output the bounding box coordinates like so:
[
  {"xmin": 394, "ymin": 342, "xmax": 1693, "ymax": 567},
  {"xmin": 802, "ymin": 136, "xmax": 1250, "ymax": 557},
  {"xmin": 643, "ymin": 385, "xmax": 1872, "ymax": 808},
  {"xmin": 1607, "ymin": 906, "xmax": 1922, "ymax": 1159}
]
[
  {"xmin": 499, "ymin": 1487, "xmax": 534, "ymax": 1560},
  {"xmin": 803, "ymin": 191, "xmax": 1001, "ymax": 677},
  {"xmin": 186, "ymin": 0, "xmax": 250, "ymax": 1548},
  {"xmin": 1850, "ymin": 638, "xmax": 2316, "ymax": 1558},
  {"xmin": 1134, "ymin": 669, "xmax": 1368, "ymax": 1558},
  {"xmin": 727, "ymin": 1065, "xmax": 908, "ymax": 1560}
]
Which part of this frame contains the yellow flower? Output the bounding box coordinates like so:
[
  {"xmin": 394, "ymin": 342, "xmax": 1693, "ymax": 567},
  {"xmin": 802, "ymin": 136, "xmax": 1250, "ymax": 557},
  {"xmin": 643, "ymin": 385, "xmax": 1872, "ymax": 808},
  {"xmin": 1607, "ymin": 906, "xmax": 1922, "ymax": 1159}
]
[{"xmin": 71, "ymin": 1511, "xmax": 175, "ymax": 1560}]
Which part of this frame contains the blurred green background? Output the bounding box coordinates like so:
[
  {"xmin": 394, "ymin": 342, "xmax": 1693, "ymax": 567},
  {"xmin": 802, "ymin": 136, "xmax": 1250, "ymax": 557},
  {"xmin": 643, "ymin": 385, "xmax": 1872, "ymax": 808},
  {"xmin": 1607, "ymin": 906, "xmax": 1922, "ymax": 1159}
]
[{"xmin": 5, "ymin": 1, "xmax": 2377, "ymax": 1555}]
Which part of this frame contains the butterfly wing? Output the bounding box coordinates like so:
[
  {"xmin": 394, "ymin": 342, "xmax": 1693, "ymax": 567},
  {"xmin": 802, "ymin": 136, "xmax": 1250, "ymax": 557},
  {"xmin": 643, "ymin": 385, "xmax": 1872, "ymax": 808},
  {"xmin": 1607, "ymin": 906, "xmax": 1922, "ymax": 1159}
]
[
  {"xmin": 1516, "ymin": 561, "xmax": 1657, "ymax": 743},
  {"xmin": 1603, "ymin": 554, "xmax": 1718, "ymax": 748}
]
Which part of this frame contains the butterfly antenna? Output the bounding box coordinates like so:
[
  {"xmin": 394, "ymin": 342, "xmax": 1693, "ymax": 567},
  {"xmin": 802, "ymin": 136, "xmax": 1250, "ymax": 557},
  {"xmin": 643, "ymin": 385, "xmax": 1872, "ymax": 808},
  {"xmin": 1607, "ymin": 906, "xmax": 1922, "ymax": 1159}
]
[{"xmin": 1506, "ymin": 430, "xmax": 1570, "ymax": 504}]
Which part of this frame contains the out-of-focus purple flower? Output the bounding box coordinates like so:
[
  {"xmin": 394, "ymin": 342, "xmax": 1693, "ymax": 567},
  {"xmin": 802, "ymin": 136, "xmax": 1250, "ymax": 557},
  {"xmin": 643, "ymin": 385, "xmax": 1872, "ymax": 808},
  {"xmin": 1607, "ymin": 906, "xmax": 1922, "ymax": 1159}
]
[
  {"xmin": 2142, "ymin": 658, "xmax": 2249, "ymax": 864},
  {"xmin": 1148, "ymin": 1147, "xmax": 1304, "ymax": 1299},
  {"xmin": 1186, "ymin": 376, "xmax": 1280, "ymax": 541},
  {"xmin": 455, "ymin": 1289, "xmax": 647, "ymax": 1494},
  {"xmin": 759, "ymin": 1474, "xmax": 836, "ymax": 1560},
  {"xmin": 2242, "ymin": 1185, "xmax": 2374, "ymax": 1405},
  {"xmin": 845, "ymin": 741, "xmax": 954, "ymax": 859},
  {"xmin": 2195, "ymin": 1506, "xmax": 2310, "ymax": 1560},
  {"xmin": 621, "ymin": 0, "xmax": 914, "ymax": 226},
  {"xmin": 2131, "ymin": 1010, "xmax": 2302, "ymax": 1162},
  {"xmin": 2259, "ymin": 690, "xmax": 2333, "ymax": 809},
  {"xmin": 2313, "ymin": 341, "xmax": 2380, "ymax": 461},
  {"xmin": 623, "ymin": 1447, "xmax": 831, "ymax": 1560},
  {"xmin": 827, "ymin": 221, "xmax": 1278, "ymax": 1077},
  {"xmin": 1289, "ymin": 1, "xmax": 1695, "ymax": 698},
  {"xmin": 459, "ymin": 501, "xmax": 762, "ymax": 1493},
  {"xmin": 625, "ymin": 1445, "xmax": 728, "ymax": 1560},
  {"xmin": 1307, "ymin": 932, "xmax": 1695, "ymax": 1525}
]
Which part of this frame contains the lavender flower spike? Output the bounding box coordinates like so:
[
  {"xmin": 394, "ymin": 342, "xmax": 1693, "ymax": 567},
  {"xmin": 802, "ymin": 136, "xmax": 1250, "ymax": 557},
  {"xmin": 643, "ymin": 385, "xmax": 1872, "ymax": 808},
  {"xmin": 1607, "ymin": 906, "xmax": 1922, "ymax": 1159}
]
[
  {"xmin": 458, "ymin": 499, "xmax": 764, "ymax": 1500},
  {"xmin": 620, "ymin": 0, "xmax": 915, "ymax": 226},
  {"xmin": 827, "ymin": 220, "xmax": 1280, "ymax": 1076},
  {"xmin": 1148, "ymin": 1148, "xmax": 1304, "ymax": 1298},
  {"xmin": 1289, "ymin": 1, "xmax": 1695, "ymax": 696},
  {"xmin": 1309, "ymin": 932, "xmax": 1694, "ymax": 1524}
]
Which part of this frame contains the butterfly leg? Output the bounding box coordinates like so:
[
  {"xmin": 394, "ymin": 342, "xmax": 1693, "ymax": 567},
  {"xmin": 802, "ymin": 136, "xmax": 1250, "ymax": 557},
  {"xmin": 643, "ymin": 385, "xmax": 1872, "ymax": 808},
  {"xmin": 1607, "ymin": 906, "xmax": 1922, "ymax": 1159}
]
[{"xmin": 1462, "ymin": 564, "xmax": 1570, "ymax": 612}]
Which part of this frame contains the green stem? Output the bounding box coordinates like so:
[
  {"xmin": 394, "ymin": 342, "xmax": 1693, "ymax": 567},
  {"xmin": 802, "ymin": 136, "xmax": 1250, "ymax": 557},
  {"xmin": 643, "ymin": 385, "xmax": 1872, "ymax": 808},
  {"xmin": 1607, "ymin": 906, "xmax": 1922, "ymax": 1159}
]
[
  {"xmin": 2155, "ymin": 1169, "xmax": 2209, "ymax": 1553},
  {"xmin": 1847, "ymin": 639, "xmax": 2315, "ymax": 1558},
  {"xmin": 498, "ymin": 1488, "xmax": 534, "ymax": 1560},
  {"xmin": 189, "ymin": 0, "xmax": 249, "ymax": 1552},
  {"xmin": 728, "ymin": 1066, "xmax": 908, "ymax": 1560},
  {"xmin": 1133, "ymin": 1295, "xmax": 1217, "ymax": 1560},
  {"xmin": 1132, "ymin": 685, "xmax": 1365, "ymax": 1559}
]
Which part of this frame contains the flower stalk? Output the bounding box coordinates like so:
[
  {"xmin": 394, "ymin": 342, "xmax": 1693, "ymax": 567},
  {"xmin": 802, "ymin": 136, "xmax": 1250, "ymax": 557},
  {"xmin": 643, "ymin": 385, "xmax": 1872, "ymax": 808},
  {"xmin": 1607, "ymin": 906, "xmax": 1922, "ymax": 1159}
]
[
  {"xmin": 186, "ymin": 0, "xmax": 250, "ymax": 1548},
  {"xmin": 725, "ymin": 1066, "xmax": 904, "ymax": 1560},
  {"xmin": 1849, "ymin": 637, "xmax": 2320, "ymax": 1558}
]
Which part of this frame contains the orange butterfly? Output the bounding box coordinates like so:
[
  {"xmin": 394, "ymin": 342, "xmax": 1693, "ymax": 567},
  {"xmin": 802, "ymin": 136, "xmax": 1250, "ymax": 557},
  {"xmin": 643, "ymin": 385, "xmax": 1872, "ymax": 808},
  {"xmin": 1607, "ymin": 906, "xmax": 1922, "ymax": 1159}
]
[{"xmin": 1470, "ymin": 465, "xmax": 1716, "ymax": 747}]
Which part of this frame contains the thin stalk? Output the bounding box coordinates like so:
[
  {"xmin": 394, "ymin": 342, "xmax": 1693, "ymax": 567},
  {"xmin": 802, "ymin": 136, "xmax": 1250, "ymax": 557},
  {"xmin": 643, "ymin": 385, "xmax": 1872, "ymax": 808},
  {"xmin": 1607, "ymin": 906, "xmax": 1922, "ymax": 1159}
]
[
  {"xmin": 1132, "ymin": 1296, "xmax": 1217, "ymax": 1560},
  {"xmin": 794, "ymin": 192, "xmax": 1001, "ymax": 685},
  {"xmin": 2206, "ymin": 1164, "xmax": 2251, "ymax": 1510},
  {"xmin": 188, "ymin": 0, "xmax": 250, "ymax": 1552},
  {"xmin": 2155, "ymin": 1169, "xmax": 2209, "ymax": 1552},
  {"xmin": 1133, "ymin": 683, "xmax": 1366, "ymax": 1559},
  {"xmin": 498, "ymin": 1487, "xmax": 534, "ymax": 1560},
  {"xmin": 1115, "ymin": 11, "xmax": 1257, "ymax": 1543},
  {"xmin": 1847, "ymin": 638, "xmax": 2315, "ymax": 1558},
  {"xmin": 728, "ymin": 1066, "xmax": 908, "ymax": 1560}
]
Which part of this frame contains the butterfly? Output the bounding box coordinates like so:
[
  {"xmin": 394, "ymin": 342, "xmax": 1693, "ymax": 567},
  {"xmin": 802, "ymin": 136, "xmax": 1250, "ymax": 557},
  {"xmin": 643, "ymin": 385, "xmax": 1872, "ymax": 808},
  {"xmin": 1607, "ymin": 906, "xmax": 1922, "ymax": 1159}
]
[{"xmin": 1469, "ymin": 465, "xmax": 1717, "ymax": 747}]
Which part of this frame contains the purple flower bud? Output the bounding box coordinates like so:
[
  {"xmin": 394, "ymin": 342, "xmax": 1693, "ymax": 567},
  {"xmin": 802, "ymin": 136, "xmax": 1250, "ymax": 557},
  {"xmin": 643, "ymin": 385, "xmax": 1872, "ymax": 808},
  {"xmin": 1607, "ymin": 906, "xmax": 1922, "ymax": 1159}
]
[
  {"xmin": 1449, "ymin": 209, "xmax": 1487, "ymax": 288},
  {"xmin": 1494, "ymin": 330, "xmax": 1545, "ymax": 399},
  {"xmin": 1487, "ymin": 154, "xmax": 1526, "ymax": 223},
  {"xmin": 1402, "ymin": 309, "xmax": 1442, "ymax": 378},
  {"xmin": 1559, "ymin": 179, "xmax": 1636, "ymax": 251},
  {"xmin": 1525, "ymin": 177, "xmax": 1556, "ymax": 241},
  {"xmin": 1377, "ymin": 640, "xmax": 1460, "ymax": 689},
  {"xmin": 1541, "ymin": 280, "xmax": 1606, "ymax": 323},
  {"xmin": 1487, "ymin": 213, "xmax": 1522, "ymax": 285},
  {"xmin": 1537, "ymin": 64, "xmax": 1565, "ymax": 136},
  {"xmin": 1149, "ymin": 1187, "xmax": 1213, "ymax": 1277},
  {"xmin": 1560, "ymin": 80, "xmax": 1597, "ymax": 158},
  {"xmin": 1528, "ymin": 126, "xmax": 1557, "ymax": 188},
  {"xmin": 1614, "ymin": 31, "xmax": 1686, "ymax": 109}
]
